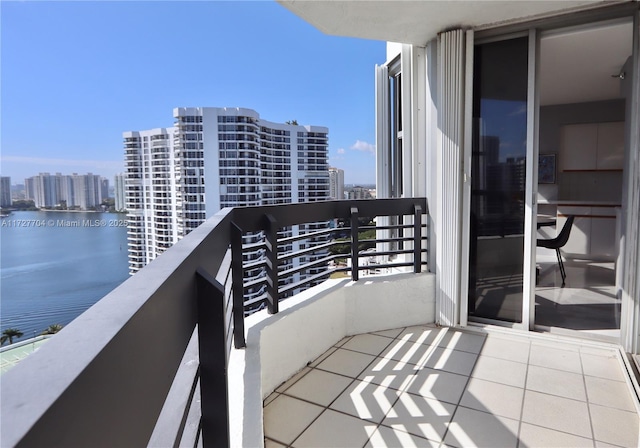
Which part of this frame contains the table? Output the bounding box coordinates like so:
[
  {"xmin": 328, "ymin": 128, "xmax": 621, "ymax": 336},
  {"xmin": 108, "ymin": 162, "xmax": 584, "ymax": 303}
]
[{"xmin": 537, "ymin": 214, "xmax": 556, "ymax": 229}]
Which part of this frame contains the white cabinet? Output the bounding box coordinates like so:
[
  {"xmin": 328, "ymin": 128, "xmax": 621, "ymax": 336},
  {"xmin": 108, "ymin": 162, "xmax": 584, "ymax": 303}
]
[
  {"xmin": 560, "ymin": 124, "xmax": 597, "ymax": 171},
  {"xmin": 560, "ymin": 121, "xmax": 624, "ymax": 171},
  {"xmin": 590, "ymin": 216, "xmax": 617, "ymax": 258},
  {"xmin": 596, "ymin": 122, "xmax": 625, "ymax": 169},
  {"xmin": 557, "ymin": 207, "xmax": 591, "ymax": 257},
  {"xmin": 555, "ymin": 205, "xmax": 618, "ymax": 261}
]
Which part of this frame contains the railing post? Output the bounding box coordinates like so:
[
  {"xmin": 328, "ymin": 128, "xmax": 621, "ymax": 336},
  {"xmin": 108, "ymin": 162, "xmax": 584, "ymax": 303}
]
[
  {"xmin": 264, "ymin": 214, "xmax": 279, "ymax": 314},
  {"xmin": 196, "ymin": 268, "xmax": 230, "ymax": 448},
  {"xmin": 231, "ymin": 221, "xmax": 246, "ymax": 349},
  {"xmin": 414, "ymin": 204, "xmax": 422, "ymax": 274},
  {"xmin": 351, "ymin": 206, "xmax": 359, "ymax": 281}
]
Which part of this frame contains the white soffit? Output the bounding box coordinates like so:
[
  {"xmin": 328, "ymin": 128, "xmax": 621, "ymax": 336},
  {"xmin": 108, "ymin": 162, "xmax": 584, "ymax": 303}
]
[
  {"xmin": 278, "ymin": 1, "xmax": 624, "ymax": 46},
  {"xmin": 540, "ymin": 19, "xmax": 633, "ymax": 105}
]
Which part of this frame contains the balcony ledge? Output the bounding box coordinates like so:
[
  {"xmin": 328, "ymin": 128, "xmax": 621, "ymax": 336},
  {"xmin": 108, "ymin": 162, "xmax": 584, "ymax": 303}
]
[{"xmin": 227, "ymin": 271, "xmax": 436, "ymax": 447}]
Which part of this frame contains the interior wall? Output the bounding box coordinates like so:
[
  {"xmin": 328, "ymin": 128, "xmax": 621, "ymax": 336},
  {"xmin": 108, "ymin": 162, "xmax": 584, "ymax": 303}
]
[{"xmin": 538, "ymin": 99, "xmax": 625, "ymax": 202}]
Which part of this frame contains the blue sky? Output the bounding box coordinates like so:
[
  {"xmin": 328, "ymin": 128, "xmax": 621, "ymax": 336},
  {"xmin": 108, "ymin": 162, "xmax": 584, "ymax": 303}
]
[{"xmin": 1, "ymin": 1, "xmax": 385, "ymax": 186}]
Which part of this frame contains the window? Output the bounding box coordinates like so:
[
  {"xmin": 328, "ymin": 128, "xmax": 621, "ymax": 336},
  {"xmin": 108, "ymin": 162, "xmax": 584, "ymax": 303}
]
[{"xmin": 389, "ymin": 65, "xmax": 402, "ymax": 198}]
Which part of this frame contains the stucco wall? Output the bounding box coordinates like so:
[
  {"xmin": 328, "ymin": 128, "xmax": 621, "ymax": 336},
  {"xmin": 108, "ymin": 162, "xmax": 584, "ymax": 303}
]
[{"xmin": 228, "ymin": 271, "xmax": 436, "ymax": 447}]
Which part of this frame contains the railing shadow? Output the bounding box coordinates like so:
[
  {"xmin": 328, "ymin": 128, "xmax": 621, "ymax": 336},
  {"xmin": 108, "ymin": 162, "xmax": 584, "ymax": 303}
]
[{"xmin": 265, "ymin": 326, "xmax": 536, "ymax": 447}]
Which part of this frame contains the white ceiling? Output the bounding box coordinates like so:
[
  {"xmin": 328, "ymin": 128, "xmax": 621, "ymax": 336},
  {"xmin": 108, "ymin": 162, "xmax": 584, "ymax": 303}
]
[
  {"xmin": 279, "ymin": 1, "xmax": 633, "ymax": 107},
  {"xmin": 278, "ymin": 0, "xmax": 626, "ymax": 46},
  {"xmin": 539, "ymin": 20, "xmax": 633, "ymax": 106}
]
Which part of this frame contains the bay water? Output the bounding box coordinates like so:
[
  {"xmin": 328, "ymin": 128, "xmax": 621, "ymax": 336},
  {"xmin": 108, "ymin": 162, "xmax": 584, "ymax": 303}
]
[{"xmin": 1, "ymin": 210, "xmax": 130, "ymax": 343}]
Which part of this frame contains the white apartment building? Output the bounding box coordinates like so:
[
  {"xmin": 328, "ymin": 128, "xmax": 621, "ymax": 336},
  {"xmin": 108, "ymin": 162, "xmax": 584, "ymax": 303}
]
[
  {"xmin": 26, "ymin": 173, "xmax": 56, "ymax": 208},
  {"xmin": 125, "ymin": 107, "xmax": 330, "ymax": 304},
  {"xmin": 123, "ymin": 128, "xmax": 180, "ymax": 274},
  {"xmin": 25, "ymin": 172, "xmax": 103, "ymax": 210},
  {"xmin": 347, "ymin": 186, "xmax": 374, "ymax": 200},
  {"xmin": 328, "ymin": 167, "xmax": 344, "ymax": 200}
]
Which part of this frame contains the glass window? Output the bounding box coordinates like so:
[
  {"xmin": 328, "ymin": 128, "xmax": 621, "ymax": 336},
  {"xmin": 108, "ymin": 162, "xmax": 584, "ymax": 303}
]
[{"xmin": 468, "ymin": 36, "xmax": 529, "ymax": 323}]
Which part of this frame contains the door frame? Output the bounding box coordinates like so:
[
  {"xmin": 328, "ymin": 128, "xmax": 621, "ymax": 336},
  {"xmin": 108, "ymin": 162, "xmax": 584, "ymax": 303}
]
[
  {"xmin": 460, "ymin": 7, "xmax": 640, "ymax": 352},
  {"xmin": 460, "ymin": 29, "xmax": 538, "ymax": 331},
  {"xmin": 523, "ymin": 28, "xmax": 539, "ymax": 331}
]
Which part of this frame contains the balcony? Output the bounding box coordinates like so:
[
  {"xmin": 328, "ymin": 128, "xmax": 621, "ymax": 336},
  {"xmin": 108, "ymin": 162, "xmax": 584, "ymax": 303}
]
[
  {"xmin": 263, "ymin": 324, "xmax": 639, "ymax": 447},
  {"xmin": 2, "ymin": 198, "xmax": 638, "ymax": 447}
]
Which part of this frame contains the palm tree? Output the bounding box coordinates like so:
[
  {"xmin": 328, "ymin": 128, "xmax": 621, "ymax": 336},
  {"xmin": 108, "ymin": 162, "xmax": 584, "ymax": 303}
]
[
  {"xmin": 41, "ymin": 324, "xmax": 63, "ymax": 335},
  {"xmin": 1, "ymin": 328, "xmax": 24, "ymax": 346}
]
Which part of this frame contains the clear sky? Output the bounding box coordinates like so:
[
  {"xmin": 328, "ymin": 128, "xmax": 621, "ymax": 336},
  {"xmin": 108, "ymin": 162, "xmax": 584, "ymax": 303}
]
[{"xmin": 1, "ymin": 1, "xmax": 386, "ymax": 186}]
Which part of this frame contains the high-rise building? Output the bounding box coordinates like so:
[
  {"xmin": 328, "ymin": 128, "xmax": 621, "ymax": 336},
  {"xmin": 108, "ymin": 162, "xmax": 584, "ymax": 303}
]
[
  {"xmin": 26, "ymin": 173, "xmax": 57, "ymax": 208},
  {"xmin": 114, "ymin": 173, "xmax": 126, "ymax": 212},
  {"xmin": 347, "ymin": 186, "xmax": 374, "ymax": 200},
  {"xmin": 328, "ymin": 167, "xmax": 345, "ymax": 200},
  {"xmin": 124, "ymin": 107, "xmax": 330, "ymax": 304},
  {"xmin": 123, "ymin": 128, "xmax": 180, "ymax": 273},
  {"xmin": 0, "ymin": 176, "xmax": 11, "ymax": 208},
  {"xmin": 25, "ymin": 172, "xmax": 103, "ymax": 210},
  {"xmin": 71, "ymin": 173, "xmax": 102, "ymax": 210}
]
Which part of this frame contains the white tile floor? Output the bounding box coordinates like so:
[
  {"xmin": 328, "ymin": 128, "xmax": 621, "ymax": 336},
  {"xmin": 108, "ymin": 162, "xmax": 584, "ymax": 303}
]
[
  {"xmin": 264, "ymin": 325, "xmax": 640, "ymax": 448},
  {"xmin": 535, "ymin": 260, "xmax": 620, "ymax": 338}
]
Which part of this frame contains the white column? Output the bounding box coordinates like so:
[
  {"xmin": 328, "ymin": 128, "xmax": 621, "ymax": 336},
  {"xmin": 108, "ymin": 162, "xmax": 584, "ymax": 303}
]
[
  {"xmin": 401, "ymin": 44, "xmax": 413, "ymax": 197},
  {"xmin": 411, "ymin": 45, "xmax": 427, "ymax": 198}
]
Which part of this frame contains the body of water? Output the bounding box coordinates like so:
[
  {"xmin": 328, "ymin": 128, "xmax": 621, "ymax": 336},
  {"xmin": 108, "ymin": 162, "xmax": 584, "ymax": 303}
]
[{"xmin": 1, "ymin": 210, "xmax": 130, "ymax": 342}]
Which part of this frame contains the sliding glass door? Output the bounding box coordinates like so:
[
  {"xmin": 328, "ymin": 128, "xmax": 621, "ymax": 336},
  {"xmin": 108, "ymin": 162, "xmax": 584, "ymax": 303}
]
[{"xmin": 467, "ymin": 36, "xmax": 531, "ymax": 324}]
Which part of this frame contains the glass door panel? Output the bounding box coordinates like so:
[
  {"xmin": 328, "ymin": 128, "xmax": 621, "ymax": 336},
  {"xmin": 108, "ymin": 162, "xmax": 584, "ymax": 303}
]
[{"xmin": 468, "ymin": 36, "xmax": 529, "ymax": 323}]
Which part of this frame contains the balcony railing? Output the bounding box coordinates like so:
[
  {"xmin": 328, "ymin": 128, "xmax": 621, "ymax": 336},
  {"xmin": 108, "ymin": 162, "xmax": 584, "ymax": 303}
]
[
  {"xmin": 0, "ymin": 198, "xmax": 428, "ymax": 448},
  {"xmin": 232, "ymin": 198, "xmax": 428, "ymax": 324}
]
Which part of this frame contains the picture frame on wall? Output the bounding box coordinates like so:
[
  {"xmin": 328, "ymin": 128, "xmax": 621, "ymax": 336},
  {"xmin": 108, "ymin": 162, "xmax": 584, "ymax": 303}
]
[{"xmin": 539, "ymin": 154, "xmax": 556, "ymax": 184}]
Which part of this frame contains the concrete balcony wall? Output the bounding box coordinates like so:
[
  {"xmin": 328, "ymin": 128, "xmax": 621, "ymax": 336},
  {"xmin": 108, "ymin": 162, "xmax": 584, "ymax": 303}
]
[{"xmin": 229, "ymin": 271, "xmax": 435, "ymax": 447}]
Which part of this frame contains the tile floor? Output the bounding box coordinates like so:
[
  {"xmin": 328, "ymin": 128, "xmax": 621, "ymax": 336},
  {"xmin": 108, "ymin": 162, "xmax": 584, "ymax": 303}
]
[
  {"xmin": 263, "ymin": 325, "xmax": 639, "ymax": 447},
  {"xmin": 535, "ymin": 260, "xmax": 620, "ymax": 337}
]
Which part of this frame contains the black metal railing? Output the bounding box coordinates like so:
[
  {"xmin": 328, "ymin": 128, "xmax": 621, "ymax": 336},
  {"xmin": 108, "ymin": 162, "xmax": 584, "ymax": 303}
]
[
  {"xmin": 0, "ymin": 198, "xmax": 428, "ymax": 448},
  {"xmin": 225, "ymin": 198, "xmax": 429, "ymax": 348}
]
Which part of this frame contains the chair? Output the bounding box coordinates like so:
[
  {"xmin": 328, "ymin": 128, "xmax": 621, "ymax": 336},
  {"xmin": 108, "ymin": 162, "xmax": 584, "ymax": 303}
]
[{"xmin": 536, "ymin": 215, "xmax": 575, "ymax": 287}]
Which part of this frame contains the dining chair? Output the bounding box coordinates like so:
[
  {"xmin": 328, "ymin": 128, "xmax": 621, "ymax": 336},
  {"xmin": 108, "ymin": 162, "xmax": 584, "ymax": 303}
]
[{"xmin": 536, "ymin": 215, "xmax": 575, "ymax": 287}]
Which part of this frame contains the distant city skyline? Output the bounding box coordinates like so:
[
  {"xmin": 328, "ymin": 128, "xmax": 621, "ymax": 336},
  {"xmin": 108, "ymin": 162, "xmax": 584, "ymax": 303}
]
[
  {"xmin": 5, "ymin": 171, "xmax": 111, "ymax": 181},
  {"xmin": 1, "ymin": 159, "xmax": 123, "ymax": 186},
  {"xmin": 24, "ymin": 172, "xmax": 109, "ymax": 210},
  {"xmin": 1, "ymin": 1, "xmax": 383, "ymax": 185}
]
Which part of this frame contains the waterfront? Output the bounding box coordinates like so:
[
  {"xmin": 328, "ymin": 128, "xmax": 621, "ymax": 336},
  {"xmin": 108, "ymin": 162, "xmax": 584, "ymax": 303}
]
[{"xmin": 0, "ymin": 211, "xmax": 129, "ymax": 343}]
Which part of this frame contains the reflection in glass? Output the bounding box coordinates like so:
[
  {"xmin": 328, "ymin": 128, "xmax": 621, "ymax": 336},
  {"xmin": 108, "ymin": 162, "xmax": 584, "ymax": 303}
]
[{"xmin": 468, "ymin": 37, "xmax": 528, "ymax": 323}]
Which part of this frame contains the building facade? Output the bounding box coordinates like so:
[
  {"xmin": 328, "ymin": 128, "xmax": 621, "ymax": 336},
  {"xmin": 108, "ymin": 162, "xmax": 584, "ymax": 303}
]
[
  {"xmin": 24, "ymin": 172, "xmax": 105, "ymax": 210},
  {"xmin": 328, "ymin": 167, "xmax": 344, "ymax": 200},
  {"xmin": 114, "ymin": 174, "xmax": 126, "ymax": 212},
  {"xmin": 347, "ymin": 186, "xmax": 373, "ymax": 200},
  {"xmin": 0, "ymin": 176, "xmax": 11, "ymax": 208},
  {"xmin": 123, "ymin": 128, "xmax": 179, "ymax": 273},
  {"xmin": 125, "ymin": 107, "xmax": 330, "ymax": 303}
]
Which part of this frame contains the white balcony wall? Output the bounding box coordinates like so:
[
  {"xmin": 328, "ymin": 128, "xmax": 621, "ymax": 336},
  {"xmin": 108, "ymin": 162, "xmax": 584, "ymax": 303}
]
[{"xmin": 228, "ymin": 271, "xmax": 436, "ymax": 447}]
